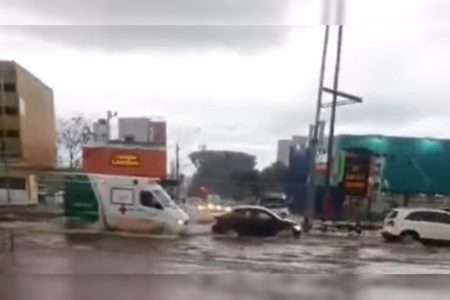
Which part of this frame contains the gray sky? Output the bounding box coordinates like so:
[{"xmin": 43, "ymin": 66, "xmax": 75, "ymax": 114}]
[{"xmin": 1, "ymin": 0, "xmax": 450, "ymax": 169}]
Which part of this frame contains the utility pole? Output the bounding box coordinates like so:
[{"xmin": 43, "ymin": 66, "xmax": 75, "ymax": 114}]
[
  {"xmin": 305, "ymin": 25, "xmax": 330, "ymax": 231},
  {"xmin": 0, "ymin": 78, "xmax": 11, "ymax": 204},
  {"xmin": 324, "ymin": 25, "xmax": 344, "ymax": 213},
  {"xmin": 175, "ymin": 142, "xmax": 180, "ymax": 200},
  {"xmin": 175, "ymin": 142, "xmax": 180, "ymax": 180}
]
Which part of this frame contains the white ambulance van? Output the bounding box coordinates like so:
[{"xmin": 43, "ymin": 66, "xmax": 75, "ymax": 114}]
[{"xmin": 64, "ymin": 174, "xmax": 189, "ymax": 234}]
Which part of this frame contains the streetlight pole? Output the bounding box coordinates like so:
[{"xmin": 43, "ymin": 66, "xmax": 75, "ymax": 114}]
[
  {"xmin": 324, "ymin": 25, "xmax": 344, "ymax": 214},
  {"xmin": 305, "ymin": 25, "xmax": 330, "ymax": 231},
  {"xmin": 0, "ymin": 78, "xmax": 11, "ymax": 204}
]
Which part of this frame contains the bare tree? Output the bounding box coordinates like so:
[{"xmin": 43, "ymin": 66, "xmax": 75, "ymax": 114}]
[{"xmin": 57, "ymin": 116, "xmax": 93, "ymax": 168}]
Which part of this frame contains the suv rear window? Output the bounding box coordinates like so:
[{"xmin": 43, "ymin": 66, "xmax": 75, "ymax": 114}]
[
  {"xmin": 385, "ymin": 210, "xmax": 398, "ymax": 219},
  {"xmin": 405, "ymin": 211, "xmax": 430, "ymax": 222},
  {"xmin": 435, "ymin": 213, "xmax": 450, "ymax": 224},
  {"xmin": 405, "ymin": 211, "xmax": 450, "ymax": 223},
  {"xmin": 406, "ymin": 212, "xmax": 450, "ymax": 224}
]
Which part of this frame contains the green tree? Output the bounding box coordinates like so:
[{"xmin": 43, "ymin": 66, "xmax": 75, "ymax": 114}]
[
  {"xmin": 259, "ymin": 162, "xmax": 287, "ymax": 194},
  {"xmin": 230, "ymin": 170, "xmax": 260, "ymax": 201},
  {"xmin": 188, "ymin": 150, "xmax": 257, "ymax": 199}
]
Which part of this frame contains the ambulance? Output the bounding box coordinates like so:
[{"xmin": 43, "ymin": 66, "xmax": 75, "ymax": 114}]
[{"xmin": 64, "ymin": 174, "xmax": 189, "ymax": 234}]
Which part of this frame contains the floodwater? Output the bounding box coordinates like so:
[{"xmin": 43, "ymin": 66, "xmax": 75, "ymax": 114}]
[{"xmin": 1, "ymin": 223, "xmax": 450, "ymax": 299}]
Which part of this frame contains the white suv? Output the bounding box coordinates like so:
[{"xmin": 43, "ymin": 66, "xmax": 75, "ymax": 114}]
[
  {"xmin": 258, "ymin": 194, "xmax": 290, "ymax": 218},
  {"xmin": 382, "ymin": 208, "xmax": 450, "ymax": 244}
]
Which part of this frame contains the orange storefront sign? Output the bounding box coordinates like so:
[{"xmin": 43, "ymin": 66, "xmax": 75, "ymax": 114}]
[
  {"xmin": 83, "ymin": 147, "xmax": 167, "ymax": 178},
  {"xmin": 111, "ymin": 153, "xmax": 140, "ymax": 167}
]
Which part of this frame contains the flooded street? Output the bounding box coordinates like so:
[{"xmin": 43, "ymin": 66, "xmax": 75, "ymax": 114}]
[
  {"xmin": 2, "ymin": 224, "xmax": 450, "ymax": 274},
  {"xmin": 2, "ymin": 224, "xmax": 450, "ymax": 299}
]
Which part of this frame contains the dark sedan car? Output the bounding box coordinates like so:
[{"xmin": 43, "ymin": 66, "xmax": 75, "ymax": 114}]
[{"xmin": 211, "ymin": 206, "xmax": 301, "ymax": 238}]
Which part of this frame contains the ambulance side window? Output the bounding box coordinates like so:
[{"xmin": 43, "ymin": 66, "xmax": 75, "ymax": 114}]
[{"xmin": 140, "ymin": 191, "xmax": 163, "ymax": 210}]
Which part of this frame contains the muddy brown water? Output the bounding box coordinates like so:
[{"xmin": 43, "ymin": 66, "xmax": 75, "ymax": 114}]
[{"xmin": 1, "ymin": 224, "xmax": 450, "ymax": 299}]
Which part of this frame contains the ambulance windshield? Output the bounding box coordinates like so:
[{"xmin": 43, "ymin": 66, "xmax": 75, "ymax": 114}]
[{"xmin": 153, "ymin": 188, "xmax": 176, "ymax": 208}]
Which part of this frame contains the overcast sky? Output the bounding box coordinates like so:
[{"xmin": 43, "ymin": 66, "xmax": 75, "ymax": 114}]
[{"xmin": 1, "ymin": 0, "xmax": 450, "ymax": 169}]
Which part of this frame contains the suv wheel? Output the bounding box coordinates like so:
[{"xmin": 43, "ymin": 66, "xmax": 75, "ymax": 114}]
[{"xmin": 401, "ymin": 231, "xmax": 420, "ymax": 243}]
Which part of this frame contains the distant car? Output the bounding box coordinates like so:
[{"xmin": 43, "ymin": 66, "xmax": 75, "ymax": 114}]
[
  {"xmin": 382, "ymin": 208, "xmax": 450, "ymax": 244},
  {"xmin": 212, "ymin": 206, "xmax": 301, "ymax": 238},
  {"xmin": 258, "ymin": 193, "xmax": 290, "ymax": 218},
  {"xmin": 183, "ymin": 197, "xmax": 232, "ymax": 223}
]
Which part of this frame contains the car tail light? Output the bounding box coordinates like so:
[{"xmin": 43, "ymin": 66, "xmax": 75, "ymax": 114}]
[{"xmin": 387, "ymin": 220, "xmax": 395, "ymax": 227}]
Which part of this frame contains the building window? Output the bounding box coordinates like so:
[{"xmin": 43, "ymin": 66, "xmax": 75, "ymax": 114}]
[
  {"xmin": 4, "ymin": 107, "xmax": 18, "ymax": 115},
  {"xmin": 0, "ymin": 177, "xmax": 26, "ymax": 190},
  {"xmin": 110, "ymin": 188, "xmax": 134, "ymax": 205},
  {"xmin": 6, "ymin": 130, "xmax": 19, "ymax": 138},
  {"xmin": 2, "ymin": 83, "xmax": 16, "ymax": 93},
  {"xmin": 10, "ymin": 178, "xmax": 26, "ymax": 190},
  {"xmin": 124, "ymin": 135, "xmax": 135, "ymax": 142}
]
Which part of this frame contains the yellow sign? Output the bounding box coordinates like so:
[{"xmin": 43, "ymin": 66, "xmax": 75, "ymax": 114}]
[{"xmin": 111, "ymin": 154, "xmax": 140, "ymax": 167}]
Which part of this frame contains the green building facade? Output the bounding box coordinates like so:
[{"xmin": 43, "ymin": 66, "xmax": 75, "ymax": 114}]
[{"xmin": 336, "ymin": 135, "xmax": 450, "ymax": 195}]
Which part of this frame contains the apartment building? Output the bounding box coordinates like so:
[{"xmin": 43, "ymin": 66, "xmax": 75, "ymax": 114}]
[{"xmin": 0, "ymin": 61, "xmax": 56, "ymax": 205}]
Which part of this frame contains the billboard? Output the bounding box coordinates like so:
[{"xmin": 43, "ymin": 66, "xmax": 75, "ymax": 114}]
[{"xmin": 343, "ymin": 153, "xmax": 371, "ymax": 196}]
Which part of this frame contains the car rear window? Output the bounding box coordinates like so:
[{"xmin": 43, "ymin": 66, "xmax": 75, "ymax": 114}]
[
  {"xmin": 260, "ymin": 197, "xmax": 287, "ymax": 208},
  {"xmin": 385, "ymin": 210, "xmax": 398, "ymax": 219},
  {"xmin": 232, "ymin": 209, "xmax": 252, "ymax": 218}
]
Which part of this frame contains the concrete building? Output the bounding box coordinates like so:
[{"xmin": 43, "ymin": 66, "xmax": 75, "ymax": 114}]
[
  {"xmin": 118, "ymin": 117, "xmax": 166, "ymax": 146},
  {"xmin": 277, "ymin": 133, "xmax": 328, "ymax": 166},
  {"xmin": 276, "ymin": 140, "xmax": 292, "ymax": 166},
  {"xmin": 277, "ymin": 136, "xmax": 309, "ymax": 166},
  {"xmin": 0, "ymin": 61, "xmax": 56, "ymax": 205},
  {"xmin": 92, "ymin": 119, "xmax": 109, "ymax": 145}
]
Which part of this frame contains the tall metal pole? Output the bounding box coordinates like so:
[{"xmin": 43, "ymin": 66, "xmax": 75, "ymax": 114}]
[
  {"xmin": 305, "ymin": 25, "xmax": 330, "ymax": 231},
  {"xmin": 0, "ymin": 78, "xmax": 11, "ymax": 204},
  {"xmin": 324, "ymin": 25, "xmax": 344, "ymax": 215},
  {"xmin": 175, "ymin": 141, "xmax": 180, "ymax": 200}
]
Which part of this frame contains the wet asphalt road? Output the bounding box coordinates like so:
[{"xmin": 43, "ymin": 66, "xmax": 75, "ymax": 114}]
[{"xmin": 2, "ymin": 224, "xmax": 450, "ymax": 299}]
